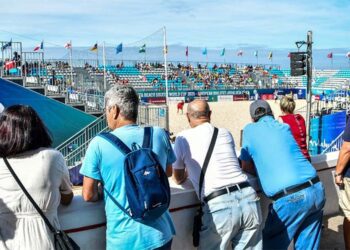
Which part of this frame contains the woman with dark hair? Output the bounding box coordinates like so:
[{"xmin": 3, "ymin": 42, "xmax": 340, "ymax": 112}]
[{"xmin": 0, "ymin": 105, "xmax": 73, "ymax": 250}]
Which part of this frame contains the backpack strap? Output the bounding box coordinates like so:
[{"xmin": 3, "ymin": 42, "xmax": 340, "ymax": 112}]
[
  {"xmin": 99, "ymin": 132, "xmax": 131, "ymax": 155},
  {"xmin": 142, "ymin": 127, "xmax": 153, "ymax": 149}
]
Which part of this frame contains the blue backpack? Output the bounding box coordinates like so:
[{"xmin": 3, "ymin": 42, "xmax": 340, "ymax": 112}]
[{"xmin": 99, "ymin": 127, "xmax": 171, "ymax": 222}]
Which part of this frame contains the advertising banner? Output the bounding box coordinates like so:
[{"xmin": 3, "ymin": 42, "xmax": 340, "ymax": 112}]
[{"xmin": 309, "ymin": 111, "xmax": 347, "ymax": 155}]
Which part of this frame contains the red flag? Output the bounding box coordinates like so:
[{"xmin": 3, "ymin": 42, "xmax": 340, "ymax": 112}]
[
  {"xmin": 288, "ymin": 53, "xmax": 291, "ymax": 58},
  {"xmin": 33, "ymin": 41, "xmax": 43, "ymax": 51},
  {"xmin": 64, "ymin": 41, "xmax": 72, "ymax": 49},
  {"xmin": 327, "ymin": 52, "xmax": 333, "ymax": 59},
  {"xmin": 185, "ymin": 46, "xmax": 188, "ymax": 57}
]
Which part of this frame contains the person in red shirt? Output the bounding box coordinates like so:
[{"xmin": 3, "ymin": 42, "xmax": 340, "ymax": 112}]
[
  {"xmin": 279, "ymin": 96, "xmax": 311, "ymax": 161},
  {"xmin": 177, "ymin": 100, "xmax": 185, "ymax": 114}
]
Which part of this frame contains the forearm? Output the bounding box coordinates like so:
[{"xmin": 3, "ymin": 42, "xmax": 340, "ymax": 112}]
[
  {"xmin": 82, "ymin": 177, "xmax": 103, "ymax": 202},
  {"xmin": 173, "ymin": 169, "xmax": 188, "ymax": 184},
  {"xmin": 60, "ymin": 192, "xmax": 73, "ymax": 205},
  {"xmin": 336, "ymin": 149, "xmax": 350, "ymax": 174}
]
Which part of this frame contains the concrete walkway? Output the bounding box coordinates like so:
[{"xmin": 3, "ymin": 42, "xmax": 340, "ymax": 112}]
[{"xmin": 320, "ymin": 214, "xmax": 345, "ymax": 250}]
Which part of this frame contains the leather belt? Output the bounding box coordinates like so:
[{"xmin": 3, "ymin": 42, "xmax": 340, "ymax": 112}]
[
  {"xmin": 271, "ymin": 176, "xmax": 320, "ymax": 201},
  {"xmin": 203, "ymin": 181, "xmax": 250, "ymax": 203}
]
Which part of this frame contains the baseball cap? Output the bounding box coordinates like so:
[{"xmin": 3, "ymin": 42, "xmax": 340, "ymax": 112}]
[{"xmin": 250, "ymin": 100, "xmax": 273, "ymax": 120}]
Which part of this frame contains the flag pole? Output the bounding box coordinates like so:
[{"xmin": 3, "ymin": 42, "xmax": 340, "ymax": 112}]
[
  {"xmin": 163, "ymin": 26, "xmax": 169, "ymax": 106},
  {"xmin": 69, "ymin": 40, "xmax": 73, "ymax": 86},
  {"xmin": 96, "ymin": 41, "xmax": 99, "ymax": 67},
  {"xmin": 103, "ymin": 41, "xmax": 107, "ymax": 91}
]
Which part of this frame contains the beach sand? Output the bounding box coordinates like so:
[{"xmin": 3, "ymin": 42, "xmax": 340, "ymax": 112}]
[{"xmin": 169, "ymin": 100, "xmax": 307, "ymax": 146}]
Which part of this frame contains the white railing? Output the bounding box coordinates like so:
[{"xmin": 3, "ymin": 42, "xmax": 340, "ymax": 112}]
[{"xmin": 321, "ymin": 131, "xmax": 344, "ymax": 154}]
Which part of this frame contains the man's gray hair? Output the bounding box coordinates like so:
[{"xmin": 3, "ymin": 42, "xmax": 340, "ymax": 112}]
[{"xmin": 104, "ymin": 86, "xmax": 139, "ymax": 121}]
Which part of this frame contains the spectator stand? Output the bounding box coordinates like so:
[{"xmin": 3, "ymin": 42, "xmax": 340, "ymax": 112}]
[
  {"xmin": 0, "ymin": 41, "xmax": 23, "ymax": 78},
  {"xmin": 22, "ymin": 52, "xmax": 45, "ymax": 87}
]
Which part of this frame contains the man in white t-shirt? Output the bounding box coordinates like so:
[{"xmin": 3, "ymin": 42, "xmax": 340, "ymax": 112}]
[{"xmin": 172, "ymin": 100, "xmax": 262, "ymax": 250}]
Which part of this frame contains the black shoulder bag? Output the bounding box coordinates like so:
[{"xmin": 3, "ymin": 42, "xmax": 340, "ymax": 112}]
[
  {"xmin": 3, "ymin": 157, "xmax": 80, "ymax": 250},
  {"xmin": 192, "ymin": 127, "xmax": 218, "ymax": 247}
]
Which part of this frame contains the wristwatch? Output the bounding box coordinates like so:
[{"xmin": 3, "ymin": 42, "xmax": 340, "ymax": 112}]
[{"xmin": 334, "ymin": 172, "xmax": 343, "ymax": 177}]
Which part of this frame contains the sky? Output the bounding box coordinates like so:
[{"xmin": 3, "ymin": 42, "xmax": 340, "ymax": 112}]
[{"xmin": 0, "ymin": 0, "xmax": 350, "ymax": 50}]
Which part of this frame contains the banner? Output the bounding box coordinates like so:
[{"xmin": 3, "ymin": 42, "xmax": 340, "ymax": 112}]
[
  {"xmin": 137, "ymin": 88, "xmax": 306, "ymax": 99},
  {"xmin": 309, "ymin": 111, "xmax": 347, "ymax": 155}
]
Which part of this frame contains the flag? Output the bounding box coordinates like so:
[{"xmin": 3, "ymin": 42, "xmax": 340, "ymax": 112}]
[
  {"xmin": 237, "ymin": 50, "xmax": 243, "ymax": 56},
  {"xmin": 268, "ymin": 51, "xmax": 273, "ymax": 60},
  {"xmin": 139, "ymin": 44, "xmax": 146, "ymax": 53},
  {"xmin": 33, "ymin": 41, "xmax": 44, "ymax": 51},
  {"xmin": 64, "ymin": 41, "xmax": 72, "ymax": 49},
  {"xmin": 288, "ymin": 53, "xmax": 291, "ymax": 58},
  {"xmin": 202, "ymin": 47, "xmax": 207, "ymax": 55},
  {"xmin": 220, "ymin": 48, "xmax": 225, "ymax": 56},
  {"xmin": 1, "ymin": 40, "xmax": 12, "ymax": 51},
  {"xmin": 116, "ymin": 43, "xmax": 123, "ymax": 54},
  {"xmin": 254, "ymin": 50, "xmax": 258, "ymax": 57},
  {"xmin": 327, "ymin": 52, "xmax": 333, "ymax": 59},
  {"xmin": 90, "ymin": 43, "xmax": 98, "ymax": 52},
  {"xmin": 346, "ymin": 52, "xmax": 350, "ymax": 58},
  {"xmin": 185, "ymin": 46, "xmax": 189, "ymax": 57}
]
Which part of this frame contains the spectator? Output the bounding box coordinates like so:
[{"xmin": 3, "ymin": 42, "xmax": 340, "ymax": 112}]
[
  {"xmin": 240, "ymin": 100, "xmax": 325, "ymax": 250},
  {"xmin": 80, "ymin": 86, "xmax": 176, "ymax": 250},
  {"xmin": 0, "ymin": 105, "xmax": 73, "ymax": 250},
  {"xmin": 335, "ymin": 120, "xmax": 350, "ymax": 249},
  {"xmin": 177, "ymin": 100, "xmax": 185, "ymax": 114},
  {"xmin": 279, "ymin": 96, "xmax": 311, "ymax": 161},
  {"xmin": 173, "ymin": 100, "xmax": 262, "ymax": 249}
]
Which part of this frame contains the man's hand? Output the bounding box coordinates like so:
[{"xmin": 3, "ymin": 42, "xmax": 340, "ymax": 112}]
[{"xmin": 335, "ymin": 175, "xmax": 344, "ymax": 187}]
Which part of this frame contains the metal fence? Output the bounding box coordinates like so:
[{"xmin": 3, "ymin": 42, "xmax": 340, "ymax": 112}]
[{"xmin": 57, "ymin": 103, "xmax": 169, "ymax": 166}]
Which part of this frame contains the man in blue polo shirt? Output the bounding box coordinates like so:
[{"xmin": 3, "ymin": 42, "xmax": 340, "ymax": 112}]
[
  {"xmin": 335, "ymin": 121, "xmax": 350, "ymax": 249},
  {"xmin": 80, "ymin": 86, "xmax": 176, "ymax": 250},
  {"xmin": 240, "ymin": 100, "xmax": 326, "ymax": 250}
]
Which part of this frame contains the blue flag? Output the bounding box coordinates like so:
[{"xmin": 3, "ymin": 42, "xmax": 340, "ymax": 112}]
[
  {"xmin": 202, "ymin": 47, "xmax": 207, "ymax": 55},
  {"xmin": 116, "ymin": 43, "xmax": 123, "ymax": 54},
  {"xmin": 220, "ymin": 48, "xmax": 225, "ymax": 56},
  {"xmin": 1, "ymin": 40, "xmax": 12, "ymax": 51}
]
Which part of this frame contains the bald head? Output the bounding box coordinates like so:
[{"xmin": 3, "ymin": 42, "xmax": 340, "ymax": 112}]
[{"xmin": 187, "ymin": 99, "xmax": 211, "ymax": 121}]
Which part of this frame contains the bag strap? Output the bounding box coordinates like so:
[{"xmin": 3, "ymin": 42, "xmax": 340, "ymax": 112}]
[
  {"xmin": 2, "ymin": 157, "xmax": 57, "ymax": 234},
  {"xmin": 198, "ymin": 127, "xmax": 218, "ymax": 202},
  {"xmin": 99, "ymin": 132, "xmax": 131, "ymax": 155},
  {"xmin": 142, "ymin": 127, "xmax": 153, "ymax": 149}
]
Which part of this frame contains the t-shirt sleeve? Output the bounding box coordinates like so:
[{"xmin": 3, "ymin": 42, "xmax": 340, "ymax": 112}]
[
  {"xmin": 80, "ymin": 137, "xmax": 102, "ymax": 181},
  {"xmin": 53, "ymin": 151, "xmax": 73, "ymax": 195},
  {"xmin": 240, "ymin": 128, "xmax": 253, "ymax": 162},
  {"xmin": 343, "ymin": 120, "xmax": 350, "ymax": 142},
  {"xmin": 160, "ymin": 128, "xmax": 176, "ymax": 165},
  {"xmin": 60, "ymin": 163, "xmax": 73, "ymax": 195},
  {"xmin": 173, "ymin": 136, "xmax": 186, "ymax": 170}
]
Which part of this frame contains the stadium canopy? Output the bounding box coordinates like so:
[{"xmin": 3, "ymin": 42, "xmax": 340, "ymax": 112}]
[{"xmin": 0, "ymin": 78, "xmax": 96, "ymax": 147}]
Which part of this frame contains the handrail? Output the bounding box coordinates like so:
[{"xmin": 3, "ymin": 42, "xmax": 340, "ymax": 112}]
[
  {"xmin": 321, "ymin": 131, "xmax": 344, "ymax": 154},
  {"xmin": 56, "ymin": 103, "xmax": 169, "ymax": 166}
]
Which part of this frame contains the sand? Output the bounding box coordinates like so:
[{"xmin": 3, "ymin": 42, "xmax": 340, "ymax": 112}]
[{"xmin": 168, "ymin": 100, "xmax": 307, "ymax": 147}]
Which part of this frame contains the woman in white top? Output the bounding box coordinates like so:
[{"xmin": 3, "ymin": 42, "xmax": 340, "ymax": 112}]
[{"xmin": 0, "ymin": 105, "xmax": 73, "ymax": 250}]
